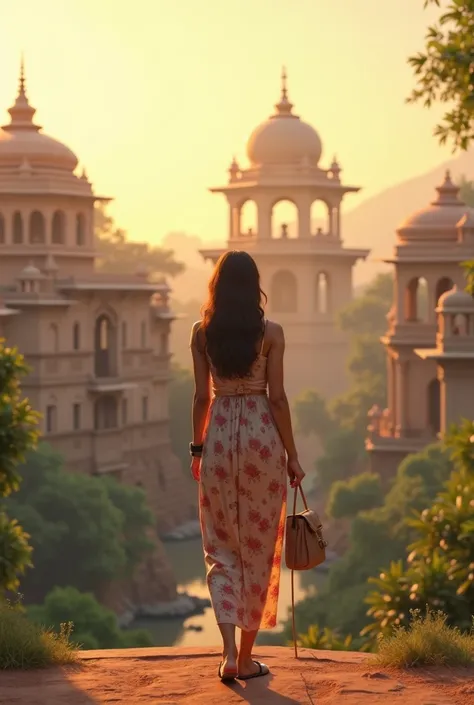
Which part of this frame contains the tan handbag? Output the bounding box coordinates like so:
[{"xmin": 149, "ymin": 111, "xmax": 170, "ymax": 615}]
[{"xmin": 285, "ymin": 484, "xmax": 328, "ymax": 658}]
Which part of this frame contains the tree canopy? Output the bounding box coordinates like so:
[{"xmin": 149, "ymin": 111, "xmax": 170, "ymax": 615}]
[
  {"xmin": 94, "ymin": 203, "xmax": 184, "ymax": 279},
  {"xmin": 408, "ymin": 0, "xmax": 474, "ymax": 150},
  {"xmin": 0, "ymin": 341, "xmax": 38, "ymax": 592}
]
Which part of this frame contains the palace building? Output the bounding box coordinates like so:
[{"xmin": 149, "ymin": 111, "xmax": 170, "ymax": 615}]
[{"xmin": 200, "ymin": 69, "xmax": 370, "ymax": 401}]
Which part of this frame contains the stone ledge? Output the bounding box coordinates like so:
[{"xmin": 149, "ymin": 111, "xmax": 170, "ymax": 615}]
[{"xmin": 1, "ymin": 646, "xmax": 473, "ymax": 704}]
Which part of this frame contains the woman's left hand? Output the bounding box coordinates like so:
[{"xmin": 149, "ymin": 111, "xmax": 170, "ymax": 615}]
[{"xmin": 190, "ymin": 456, "xmax": 201, "ymax": 482}]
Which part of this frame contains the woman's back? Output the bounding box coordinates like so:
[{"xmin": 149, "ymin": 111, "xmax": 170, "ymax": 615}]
[{"xmin": 208, "ymin": 322, "xmax": 268, "ymax": 397}]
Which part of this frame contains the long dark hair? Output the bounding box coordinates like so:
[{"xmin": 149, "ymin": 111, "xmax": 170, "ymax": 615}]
[{"xmin": 201, "ymin": 251, "xmax": 267, "ymax": 379}]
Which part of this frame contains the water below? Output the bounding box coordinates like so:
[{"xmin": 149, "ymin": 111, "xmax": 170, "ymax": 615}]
[{"xmin": 134, "ymin": 537, "xmax": 326, "ymax": 647}]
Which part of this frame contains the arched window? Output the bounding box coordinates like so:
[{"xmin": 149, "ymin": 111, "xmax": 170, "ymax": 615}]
[
  {"xmin": 315, "ymin": 272, "xmax": 330, "ymax": 313},
  {"xmin": 0, "ymin": 213, "xmax": 5, "ymax": 244},
  {"xmin": 50, "ymin": 323, "xmax": 59, "ymax": 353},
  {"xmin": 73, "ymin": 322, "xmax": 80, "ymax": 350},
  {"xmin": 52, "ymin": 210, "xmax": 66, "ymax": 245},
  {"xmin": 452, "ymin": 313, "xmax": 469, "ymax": 336},
  {"xmin": 94, "ymin": 395, "xmax": 118, "ymax": 430},
  {"xmin": 29, "ymin": 211, "xmax": 45, "ymax": 244},
  {"xmin": 427, "ymin": 378, "xmax": 440, "ymax": 435},
  {"xmin": 405, "ymin": 277, "xmax": 428, "ymax": 322},
  {"xmin": 435, "ymin": 277, "xmax": 454, "ymax": 305},
  {"xmin": 271, "ymin": 200, "xmax": 298, "ymax": 239},
  {"xmin": 46, "ymin": 404, "xmax": 57, "ymax": 434},
  {"xmin": 239, "ymin": 200, "xmax": 257, "ymax": 237},
  {"xmin": 13, "ymin": 211, "xmax": 23, "ymax": 244},
  {"xmin": 310, "ymin": 200, "xmax": 331, "ymax": 237},
  {"xmin": 76, "ymin": 213, "xmax": 86, "ymax": 246},
  {"xmin": 94, "ymin": 314, "xmax": 116, "ymax": 377},
  {"xmin": 271, "ymin": 270, "xmax": 297, "ymax": 313}
]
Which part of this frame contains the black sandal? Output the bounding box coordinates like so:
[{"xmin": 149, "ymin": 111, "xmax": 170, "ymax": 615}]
[
  {"xmin": 238, "ymin": 661, "xmax": 270, "ymax": 681},
  {"xmin": 218, "ymin": 662, "xmax": 237, "ymax": 682}
]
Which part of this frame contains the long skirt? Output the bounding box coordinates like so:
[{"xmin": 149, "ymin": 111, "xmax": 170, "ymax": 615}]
[{"xmin": 199, "ymin": 394, "xmax": 287, "ymax": 632}]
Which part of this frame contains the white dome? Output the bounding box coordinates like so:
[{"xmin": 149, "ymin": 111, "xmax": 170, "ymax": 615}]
[
  {"xmin": 438, "ymin": 285, "xmax": 474, "ymax": 311},
  {"xmin": 246, "ymin": 73, "xmax": 322, "ymax": 167},
  {"xmin": 397, "ymin": 171, "xmax": 471, "ymax": 242},
  {"xmin": 0, "ymin": 73, "xmax": 78, "ymax": 172}
]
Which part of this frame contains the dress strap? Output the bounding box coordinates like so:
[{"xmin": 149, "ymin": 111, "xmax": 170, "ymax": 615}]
[{"xmin": 260, "ymin": 319, "xmax": 267, "ymax": 355}]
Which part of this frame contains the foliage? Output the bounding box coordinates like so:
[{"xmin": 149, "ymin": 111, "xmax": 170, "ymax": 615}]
[
  {"xmin": 94, "ymin": 202, "xmax": 184, "ymax": 278},
  {"xmin": 0, "ymin": 341, "xmax": 39, "ymax": 592},
  {"xmin": 293, "ymin": 389, "xmax": 335, "ymax": 439},
  {"xmin": 327, "ymin": 472, "xmax": 383, "ymax": 519},
  {"xmin": 295, "ymin": 624, "xmax": 354, "ymax": 652},
  {"xmin": 364, "ymin": 422, "xmax": 474, "ymax": 642},
  {"xmin": 407, "ymin": 0, "xmax": 474, "ymax": 150},
  {"xmin": 337, "ymin": 273, "xmax": 393, "ymax": 335},
  {"xmin": 5, "ymin": 444, "xmax": 154, "ymax": 603},
  {"xmin": 0, "ymin": 599, "xmax": 77, "ymax": 669},
  {"xmin": 375, "ymin": 609, "xmax": 474, "ymax": 668},
  {"xmin": 169, "ymin": 364, "xmax": 194, "ymax": 472},
  {"xmin": 28, "ymin": 586, "xmax": 153, "ymax": 650},
  {"xmin": 316, "ymin": 428, "xmax": 365, "ymax": 492}
]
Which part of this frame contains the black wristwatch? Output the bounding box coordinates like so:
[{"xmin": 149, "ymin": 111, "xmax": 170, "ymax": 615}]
[{"xmin": 189, "ymin": 442, "xmax": 203, "ymax": 457}]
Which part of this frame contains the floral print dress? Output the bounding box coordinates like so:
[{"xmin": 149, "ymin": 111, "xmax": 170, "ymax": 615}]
[{"xmin": 199, "ymin": 343, "xmax": 287, "ymax": 632}]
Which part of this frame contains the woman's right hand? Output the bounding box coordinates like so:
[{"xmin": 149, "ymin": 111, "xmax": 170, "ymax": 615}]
[{"xmin": 287, "ymin": 457, "xmax": 305, "ymax": 488}]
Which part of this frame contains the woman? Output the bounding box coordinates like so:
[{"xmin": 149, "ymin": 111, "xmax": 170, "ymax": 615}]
[{"xmin": 189, "ymin": 251, "xmax": 305, "ymax": 682}]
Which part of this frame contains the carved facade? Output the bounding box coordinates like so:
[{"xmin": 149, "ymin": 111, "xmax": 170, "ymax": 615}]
[
  {"xmin": 0, "ymin": 64, "xmax": 194, "ymax": 609},
  {"xmin": 367, "ymin": 173, "xmax": 474, "ymax": 480},
  {"xmin": 200, "ymin": 70, "xmax": 369, "ymax": 401}
]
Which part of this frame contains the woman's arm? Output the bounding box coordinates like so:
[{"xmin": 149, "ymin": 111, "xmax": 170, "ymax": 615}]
[
  {"xmin": 190, "ymin": 321, "xmax": 211, "ymax": 446},
  {"xmin": 266, "ymin": 323, "xmax": 298, "ymax": 461}
]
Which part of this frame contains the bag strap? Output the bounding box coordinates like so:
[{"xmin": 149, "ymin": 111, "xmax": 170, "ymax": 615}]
[{"xmin": 290, "ymin": 483, "xmax": 306, "ymax": 659}]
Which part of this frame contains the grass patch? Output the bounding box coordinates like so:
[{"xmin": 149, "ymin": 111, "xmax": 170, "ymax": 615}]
[
  {"xmin": 375, "ymin": 610, "xmax": 474, "ymax": 668},
  {"xmin": 0, "ymin": 601, "xmax": 78, "ymax": 670}
]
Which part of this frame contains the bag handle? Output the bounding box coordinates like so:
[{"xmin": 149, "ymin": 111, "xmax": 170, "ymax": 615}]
[{"xmin": 290, "ymin": 482, "xmax": 307, "ymax": 659}]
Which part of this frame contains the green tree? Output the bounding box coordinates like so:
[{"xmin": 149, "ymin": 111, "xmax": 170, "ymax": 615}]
[
  {"xmin": 327, "ymin": 472, "xmax": 383, "ymax": 520},
  {"xmin": 292, "ymin": 389, "xmax": 335, "ymax": 439},
  {"xmin": 94, "ymin": 203, "xmax": 184, "ymax": 279},
  {"xmin": 169, "ymin": 364, "xmax": 194, "ymax": 473},
  {"xmin": 407, "ymin": 0, "xmax": 474, "ymax": 150},
  {"xmin": 364, "ymin": 421, "xmax": 474, "ymax": 642},
  {"xmin": 5, "ymin": 444, "xmax": 154, "ymax": 602},
  {"xmin": 337, "ymin": 273, "xmax": 393, "ymax": 335},
  {"xmin": 0, "ymin": 341, "xmax": 39, "ymax": 592},
  {"xmin": 28, "ymin": 586, "xmax": 153, "ymax": 650}
]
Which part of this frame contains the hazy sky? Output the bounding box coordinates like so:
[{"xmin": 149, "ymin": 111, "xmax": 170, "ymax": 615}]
[{"xmin": 0, "ymin": 0, "xmax": 453, "ymax": 245}]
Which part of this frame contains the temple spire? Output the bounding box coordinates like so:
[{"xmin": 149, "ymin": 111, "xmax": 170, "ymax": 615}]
[
  {"xmin": 3, "ymin": 55, "xmax": 39, "ymax": 131},
  {"xmin": 275, "ymin": 65, "xmax": 294, "ymax": 116}
]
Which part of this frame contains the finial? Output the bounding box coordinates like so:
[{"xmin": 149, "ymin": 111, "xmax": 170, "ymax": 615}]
[
  {"xmin": 3, "ymin": 55, "xmax": 38, "ymax": 131},
  {"xmin": 281, "ymin": 66, "xmax": 288, "ymax": 99},
  {"xmin": 19, "ymin": 53, "xmax": 26, "ymax": 96}
]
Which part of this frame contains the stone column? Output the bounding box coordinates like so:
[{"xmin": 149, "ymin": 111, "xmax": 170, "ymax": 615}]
[{"xmin": 395, "ymin": 359, "xmax": 408, "ymax": 436}]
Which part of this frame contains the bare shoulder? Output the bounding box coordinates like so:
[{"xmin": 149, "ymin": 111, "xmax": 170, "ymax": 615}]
[
  {"xmin": 265, "ymin": 319, "xmax": 285, "ymax": 345},
  {"xmin": 190, "ymin": 320, "xmax": 205, "ymax": 348}
]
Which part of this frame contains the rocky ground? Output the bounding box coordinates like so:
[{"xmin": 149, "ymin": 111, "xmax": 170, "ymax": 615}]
[{"xmin": 1, "ymin": 646, "xmax": 473, "ymax": 704}]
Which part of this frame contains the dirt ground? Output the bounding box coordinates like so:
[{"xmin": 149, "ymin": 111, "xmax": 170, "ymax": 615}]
[{"xmin": 0, "ymin": 646, "xmax": 473, "ymax": 705}]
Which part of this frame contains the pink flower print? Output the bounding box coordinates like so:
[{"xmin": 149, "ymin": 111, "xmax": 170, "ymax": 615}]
[
  {"xmin": 243, "ymin": 559, "xmax": 252, "ymax": 570},
  {"xmin": 250, "ymin": 583, "xmax": 262, "ymax": 596},
  {"xmin": 251, "ymin": 608, "xmax": 262, "ymax": 623},
  {"xmin": 215, "ymin": 527, "xmax": 229, "ymax": 542},
  {"xmin": 239, "ymin": 417, "xmax": 249, "ymax": 427},
  {"xmin": 268, "ymin": 479, "xmax": 281, "ymax": 496},
  {"xmin": 200, "ymin": 494, "xmax": 210, "ymax": 509},
  {"xmin": 258, "ymin": 518, "xmax": 271, "ymax": 534},
  {"xmin": 216, "ymin": 509, "xmax": 225, "ymax": 524},
  {"xmin": 221, "ymin": 599, "xmax": 234, "ymax": 613},
  {"xmin": 260, "ymin": 591, "xmax": 267, "ymax": 604},
  {"xmin": 227, "ymin": 449, "xmax": 233, "ymax": 462},
  {"xmin": 205, "ymin": 542, "xmax": 218, "ymax": 556},
  {"xmin": 248, "ymin": 509, "xmax": 261, "ymax": 524},
  {"xmin": 249, "ymin": 438, "xmax": 261, "ymax": 451},
  {"xmin": 211, "ymin": 486, "xmax": 219, "ymax": 496},
  {"xmin": 237, "ymin": 607, "xmax": 245, "ymax": 622},
  {"xmin": 214, "ymin": 465, "xmax": 228, "ymax": 480},
  {"xmin": 244, "ymin": 536, "xmax": 264, "ymax": 556},
  {"xmin": 244, "ymin": 462, "xmax": 261, "ymax": 482},
  {"xmin": 260, "ymin": 412, "xmax": 272, "ymax": 426},
  {"xmin": 246, "ymin": 399, "xmax": 257, "ymax": 412},
  {"xmin": 220, "ymin": 583, "xmax": 234, "ymax": 597},
  {"xmin": 270, "ymin": 509, "xmax": 277, "ymax": 521},
  {"xmin": 214, "ymin": 440, "xmax": 224, "ymax": 455},
  {"xmin": 223, "ymin": 397, "xmax": 230, "ymax": 411},
  {"xmin": 259, "ymin": 445, "xmax": 272, "ymax": 462},
  {"xmin": 215, "ymin": 413, "xmax": 227, "ymax": 428},
  {"xmin": 214, "ymin": 561, "xmax": 224, "ymax": 571}
]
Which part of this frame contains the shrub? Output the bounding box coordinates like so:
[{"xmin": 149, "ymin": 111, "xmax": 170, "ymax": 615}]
[
  {"xmin": 327, "ymin": 472, "xmax": 383, "ymax": 519},
  {"xmin": 0, "ymin": 600, "xmax": 77, "ymax": 670},
  {"xmin": 375, "ymin": 610, "xmax": 474, "ymax": 668}
]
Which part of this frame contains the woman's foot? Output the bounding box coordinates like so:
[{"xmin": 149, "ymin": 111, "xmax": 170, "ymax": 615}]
[
  {"xmin": 219, "ymin": 651, "xmax": 238, "ymax": 680},
  {"xmin": 237, "ymin": 657, "xmax": 270, "ymax": 680}
]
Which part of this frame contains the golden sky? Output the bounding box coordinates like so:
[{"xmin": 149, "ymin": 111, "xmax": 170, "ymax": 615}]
[{"xmin": 0, "ymin": 0, "xmax": 453, "ymax": 245}]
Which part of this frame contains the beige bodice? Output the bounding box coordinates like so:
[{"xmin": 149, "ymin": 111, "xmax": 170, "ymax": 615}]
[{"xmin": 210, "ymin": 354, "xmax": 268, "ymax": 397}]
